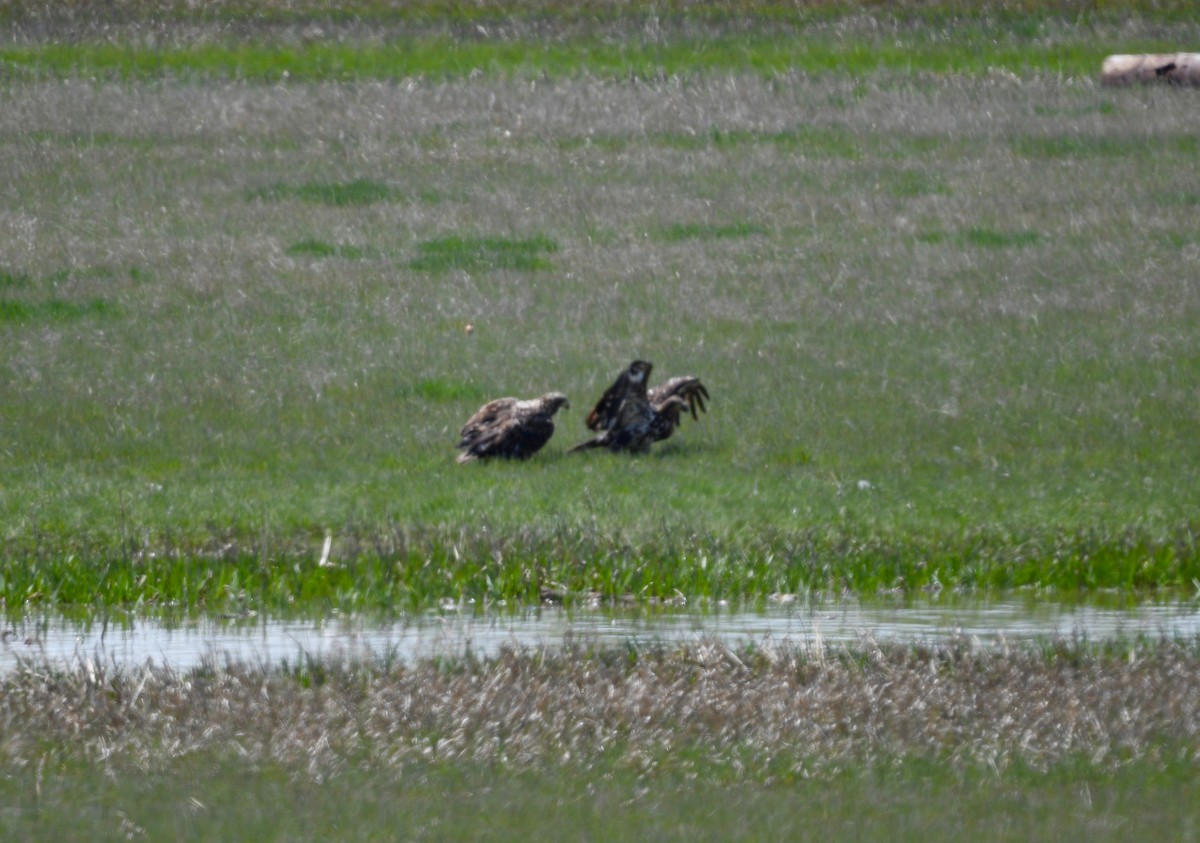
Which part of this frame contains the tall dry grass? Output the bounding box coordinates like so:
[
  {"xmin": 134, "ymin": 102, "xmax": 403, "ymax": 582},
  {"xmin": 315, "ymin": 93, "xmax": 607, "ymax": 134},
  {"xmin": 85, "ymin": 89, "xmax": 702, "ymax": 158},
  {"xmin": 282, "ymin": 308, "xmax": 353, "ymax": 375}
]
[{"xmin": 1, "ymin": 638, "xmax": 1197, "ymax": 775}]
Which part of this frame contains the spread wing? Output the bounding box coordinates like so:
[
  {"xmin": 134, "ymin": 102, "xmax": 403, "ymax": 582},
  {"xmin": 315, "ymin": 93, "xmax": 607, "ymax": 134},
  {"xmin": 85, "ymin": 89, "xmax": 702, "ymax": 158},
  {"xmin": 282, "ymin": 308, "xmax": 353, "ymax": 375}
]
[
  {"xmin": 585, "ymin": 374, "xmax": 631, "ymax": 432},
  {"xmin": 646, "ymin": 376, "xmax": 710, "ymax": 444},
  {"xmin": 648, "ymin": 376, "xmax": 709, "ymax": 421}
]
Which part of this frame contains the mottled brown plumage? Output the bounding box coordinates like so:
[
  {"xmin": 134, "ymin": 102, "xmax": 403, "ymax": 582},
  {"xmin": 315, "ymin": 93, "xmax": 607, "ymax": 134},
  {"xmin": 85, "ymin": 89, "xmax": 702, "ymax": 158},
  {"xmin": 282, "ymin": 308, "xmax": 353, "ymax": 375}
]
[{"xmin": 456, "ymin": 392, "xmax": 570, "ymax": 463}]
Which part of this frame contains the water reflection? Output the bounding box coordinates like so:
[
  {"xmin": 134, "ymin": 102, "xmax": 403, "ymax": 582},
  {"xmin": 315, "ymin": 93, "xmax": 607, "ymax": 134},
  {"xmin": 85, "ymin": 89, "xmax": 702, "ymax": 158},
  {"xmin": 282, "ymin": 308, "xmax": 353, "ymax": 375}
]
[{"xmin": 2, "ymin": 595, "xmax": 1199, "ymax": 673}]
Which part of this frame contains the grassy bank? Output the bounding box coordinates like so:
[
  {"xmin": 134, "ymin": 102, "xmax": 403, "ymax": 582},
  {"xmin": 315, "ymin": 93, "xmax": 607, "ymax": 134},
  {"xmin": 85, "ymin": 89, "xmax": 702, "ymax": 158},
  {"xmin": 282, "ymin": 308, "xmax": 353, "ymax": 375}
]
[
  {"xmin": 2, "ymin": 638, "xmax": 1199, "ymax": 840},
  {"xmin": 1, "ymin": 0, "xmax": 1197, "ymax": 82},
  {"xmin": 0, "ymin": 36, "xmax": 1160, "ymax": 83},
  {"xmin": 8, "ymin": 750, "xmax": 1199, "ymax": 841}
]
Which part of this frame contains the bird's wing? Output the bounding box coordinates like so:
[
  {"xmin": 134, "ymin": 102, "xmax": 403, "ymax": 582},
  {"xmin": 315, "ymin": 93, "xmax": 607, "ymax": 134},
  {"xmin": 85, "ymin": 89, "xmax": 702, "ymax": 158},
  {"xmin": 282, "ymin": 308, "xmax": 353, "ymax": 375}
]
[
  {"xmin": 585, "ymin": 376, "xmax": 630, "ymax": 431},
  {"xmin": 648, "ymin": 376, "xmax": 709, "ymax": 421},
  {"xmin": 458, "ymin": 397, "xmax": 516, "ymax": 445}
]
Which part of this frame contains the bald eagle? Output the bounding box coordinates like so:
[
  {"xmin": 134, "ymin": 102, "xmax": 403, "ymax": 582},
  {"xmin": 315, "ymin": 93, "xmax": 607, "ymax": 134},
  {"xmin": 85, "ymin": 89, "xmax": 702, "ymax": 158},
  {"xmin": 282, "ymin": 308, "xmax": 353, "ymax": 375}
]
[
  {"xmin": 571, "ymin": 361, "xmax": 710, "ymax": 453},
  {"xmin": 456, "ymin": 392, "xmax": 570, "ymax": 463},
  {"xmin": 570, "ymin": 360, "xmax": 655, "ymax": 453}
]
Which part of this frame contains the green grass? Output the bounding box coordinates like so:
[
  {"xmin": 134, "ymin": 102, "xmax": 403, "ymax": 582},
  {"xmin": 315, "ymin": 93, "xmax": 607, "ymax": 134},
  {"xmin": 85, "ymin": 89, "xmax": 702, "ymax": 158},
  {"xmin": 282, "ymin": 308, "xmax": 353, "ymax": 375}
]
[
  {"xmin": 285, "ymin": 238, "xmax": 378, "ymax": 260},
  {"xmin": 916, "ymin": 228, "xmax": 1043, "ymax": 248},
  {"xmin": 0, "ymin": 297, "xmax": 117, "ymax": 322},
  {"xmin": 0, "ymin": 38, "xmax": 1075, "ymax": 82},
  {"xmin": 248, "ymin": 179, "xmax": 396, "ymax": 206},
  {"xmin": 0, "ymin": 0, "xmax": 1196, "ymax": 83},
  {"xmin": 0, "ymin": 266, "xmax": 128, "ymax": 323},
  {"xmin": 655, "ymin": 221, "xmax": 769, "ymax": 242},
  {"xmin": 3, "ymin": 4, "xmax": 1199, "ymax": 837},
  {"xmin": 4, "ymin": 753, "xmax": 1196, "ymax": 842},
  {"xmin": 1011, "ymin": 134, "xmax": 1200, "ymax": 159},
  {"xmin": 408, "ymin": 235, "xmax": 558, "ymax": 273},
  {"xmin": 0, "ymin": 3, "xmax": 1199, "ymax": 612},
  {"xmin": 1, "ymin": 0, "xmax": 1195, "ymax": 27}
]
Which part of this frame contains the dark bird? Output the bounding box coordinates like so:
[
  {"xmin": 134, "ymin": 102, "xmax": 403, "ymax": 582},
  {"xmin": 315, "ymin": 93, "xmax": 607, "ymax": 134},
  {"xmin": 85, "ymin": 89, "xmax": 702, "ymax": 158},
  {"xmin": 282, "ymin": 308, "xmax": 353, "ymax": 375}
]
[
  {"xmin": 571, "ymin": 362, "xmax": 710, "ymax": 454},
  {"xmin": 456, "ymin": 392, "xmax": 570, "ymax": 463},
  {"xmin": 570, "ymin": 360, "xmax": 656, "ymax": 453},
  {"xmin": 583, "ymin": 359, "xmax": 653, "ymax": 433}
]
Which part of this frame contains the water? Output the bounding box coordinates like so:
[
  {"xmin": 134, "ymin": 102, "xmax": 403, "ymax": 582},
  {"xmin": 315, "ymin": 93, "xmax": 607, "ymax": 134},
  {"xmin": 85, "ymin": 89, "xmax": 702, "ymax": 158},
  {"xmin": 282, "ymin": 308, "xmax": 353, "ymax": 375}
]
[{"xmin": 3, "ymin": 596, "xmax": 1199, "ymax": 673}]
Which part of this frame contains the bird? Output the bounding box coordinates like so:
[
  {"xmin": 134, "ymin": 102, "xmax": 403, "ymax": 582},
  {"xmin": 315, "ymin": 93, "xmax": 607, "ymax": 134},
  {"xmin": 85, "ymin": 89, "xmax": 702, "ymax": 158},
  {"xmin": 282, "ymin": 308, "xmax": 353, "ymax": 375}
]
[
  {"xmin": 570, "ymin": 360, "xmax": 655, "ymax": 453},
  {"xmin": 455, "ymin": 392, "xmax": 570, "ymax": 463},
  {"xmin": 571, "ymin": 361, "xmax": 710, "ymax": 454}
]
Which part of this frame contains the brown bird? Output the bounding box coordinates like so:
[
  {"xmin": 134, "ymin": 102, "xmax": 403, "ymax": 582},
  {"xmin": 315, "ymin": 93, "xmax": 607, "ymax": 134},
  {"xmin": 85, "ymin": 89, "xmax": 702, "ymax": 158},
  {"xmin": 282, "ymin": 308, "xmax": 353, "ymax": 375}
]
[
  {"xmin": 572, "ymin": 361, "xmax": 710, "ymax": 454},
  {"xmin": 456, "ymin": 392, "xmax": 570, "ymax": 463}
]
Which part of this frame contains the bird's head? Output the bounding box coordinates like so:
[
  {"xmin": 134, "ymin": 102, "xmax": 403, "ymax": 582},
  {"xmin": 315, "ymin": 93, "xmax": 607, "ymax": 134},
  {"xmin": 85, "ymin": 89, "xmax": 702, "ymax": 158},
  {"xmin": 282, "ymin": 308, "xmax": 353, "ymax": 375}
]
[
  {"xmin": 627, "ymin": 360, "xmax": 653, "ymax": 384},
  {"xmin": 541, "ymin": 392, "xmax": 570, "ymax": 414}
]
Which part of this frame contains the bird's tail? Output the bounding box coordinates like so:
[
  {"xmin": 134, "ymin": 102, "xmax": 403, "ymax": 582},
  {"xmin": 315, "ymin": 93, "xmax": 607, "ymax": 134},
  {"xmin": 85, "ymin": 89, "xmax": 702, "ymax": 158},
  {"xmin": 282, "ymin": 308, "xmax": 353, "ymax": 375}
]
[{"xmin": 568, "ymin": 436, "xmax": 605, "ymax": 453}]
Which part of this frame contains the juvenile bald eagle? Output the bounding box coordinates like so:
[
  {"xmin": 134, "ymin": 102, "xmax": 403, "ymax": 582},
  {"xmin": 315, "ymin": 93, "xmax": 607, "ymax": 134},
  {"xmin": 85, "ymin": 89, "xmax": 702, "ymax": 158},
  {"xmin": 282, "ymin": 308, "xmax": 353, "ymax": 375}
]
[
  {"xmin": 570, "ymin": 360, "xmax": 655, "ymax": 453},
  {"xmin": 456, "ymin": 392, "xmax": 570, "ymax": 463},
  {"xmin": 570, "ymin": 362, "xmax": 710, "ymax": 454}
]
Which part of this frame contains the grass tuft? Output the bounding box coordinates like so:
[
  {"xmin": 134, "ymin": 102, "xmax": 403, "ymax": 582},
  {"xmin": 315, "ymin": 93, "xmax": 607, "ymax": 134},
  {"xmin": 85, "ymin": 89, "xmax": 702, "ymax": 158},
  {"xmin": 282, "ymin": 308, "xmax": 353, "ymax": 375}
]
[
  {"xmin": 1158, "ymin": 191, "xmax": 1200, "ymax": 207},
  {"xmin": 659, "ymin": 125, "xmax": 860, "ymax": 157},
  {"xmin": 0, "ymin": 270, "xmax": 33, "ymax": 289},
  {"xmin": 407, "ymin": 378, "xmax": 488, "ymax": 403},
  {"xmin": 656, "ymin": 221, "xmax": 768, "ymax": 242},
  {"xmin": 248, "ymin": 178, "xmax": 395, "ymax": 206},
  {"xmin": 408, "ymin": 234, "xmax": 558, "ymax": 273},
  {"xmin": 285, "ymin": 238, "xmax": 377, "ymax": 260},
  {"xmin": 0, "ymin": 298, "xmax": 116, "ymax": 322},
  {"xmin": 1012, "ymin": 135, "xmax": 1200, "ymax": 159},
  {"xmin": 918, "ymin": 228, "xmax": 1043, "ymax": 248}
]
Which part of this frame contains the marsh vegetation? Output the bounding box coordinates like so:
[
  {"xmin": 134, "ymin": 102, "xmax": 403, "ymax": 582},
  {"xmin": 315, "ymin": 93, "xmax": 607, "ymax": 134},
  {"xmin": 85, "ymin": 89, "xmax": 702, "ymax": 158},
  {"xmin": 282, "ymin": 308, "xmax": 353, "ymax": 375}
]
[{"xmin": 4, "ymin": 638, "xmax": 1200, "ymax": 839}]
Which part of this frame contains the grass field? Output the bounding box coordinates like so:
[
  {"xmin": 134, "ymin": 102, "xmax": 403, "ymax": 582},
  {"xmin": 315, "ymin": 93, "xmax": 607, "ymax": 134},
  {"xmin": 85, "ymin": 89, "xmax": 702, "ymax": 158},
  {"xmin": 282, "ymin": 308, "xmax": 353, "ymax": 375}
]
[
  {"xmin": 3, "ymin": 1, "xmax": 1200, "ymax": 837},
  {"xmin": 3, "ymin": 31, "xmax": 1198, "ymax": 608}
]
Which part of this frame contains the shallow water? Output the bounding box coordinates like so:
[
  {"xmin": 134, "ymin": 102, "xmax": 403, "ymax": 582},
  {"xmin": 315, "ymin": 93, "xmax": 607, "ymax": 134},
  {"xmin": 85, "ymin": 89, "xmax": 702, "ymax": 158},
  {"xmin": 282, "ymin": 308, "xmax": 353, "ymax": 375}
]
[{"xmin": 3, "ymin": 596, "xmax": 1199, "ymax": 673}]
